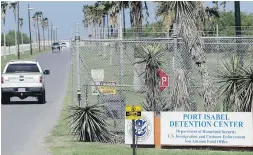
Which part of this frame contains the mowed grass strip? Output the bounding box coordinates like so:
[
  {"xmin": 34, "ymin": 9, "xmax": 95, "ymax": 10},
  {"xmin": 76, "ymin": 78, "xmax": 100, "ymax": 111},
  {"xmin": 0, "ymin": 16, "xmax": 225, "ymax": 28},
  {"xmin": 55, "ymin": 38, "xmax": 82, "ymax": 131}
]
[
  {"xmin": 1, "ymin": 48, "xmax": 50, "ymax": 71},
  {"xmin": 46, "ymin": 75, "xmax": 253, "ymax": 155}
]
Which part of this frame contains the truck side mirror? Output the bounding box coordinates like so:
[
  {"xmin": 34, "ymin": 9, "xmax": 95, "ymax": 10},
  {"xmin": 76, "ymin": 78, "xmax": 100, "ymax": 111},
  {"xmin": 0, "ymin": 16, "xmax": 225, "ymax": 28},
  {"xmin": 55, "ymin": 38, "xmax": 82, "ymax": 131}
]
[{"xmin": 43, "ymin": 70, "xmax": 50, "ymax": 75}]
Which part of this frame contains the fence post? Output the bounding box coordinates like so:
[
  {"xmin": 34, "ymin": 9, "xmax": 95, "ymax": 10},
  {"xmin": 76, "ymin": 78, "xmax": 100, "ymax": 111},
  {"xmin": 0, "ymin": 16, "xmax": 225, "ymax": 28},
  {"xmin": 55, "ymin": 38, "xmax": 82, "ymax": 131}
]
[
  {"xmin": 216, "ymin": 24, "xmax": 220, "ymax": 53},
  {"xmin": 70, "ymin": 27, "xmax": 73, "ymax": 106},
  {"xmin": 70, "ymin": 27, "xmax": 74, "ymax": 131},
  {"xmin": 119, "ymin": 7, "xmax": 124, "ymax": 95},
  {"xmin": 75, "ymin": 22, "xmax": 81, "ymax": 106},
  {"xmin": 172, "ymin": 23, "xmax": 178, "ymax": 71}
]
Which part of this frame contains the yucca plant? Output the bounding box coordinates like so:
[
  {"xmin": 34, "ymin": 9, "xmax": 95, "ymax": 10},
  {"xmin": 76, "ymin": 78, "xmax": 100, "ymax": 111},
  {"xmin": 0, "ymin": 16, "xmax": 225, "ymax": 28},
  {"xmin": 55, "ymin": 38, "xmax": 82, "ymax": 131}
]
[
  {"xmin": 67, "ymin": 104, "xmax": 112, "ymax": 142},
  {"xmin": 134, "ymin": 44, "xmax": 167, "ymax": 113},
  {"xmin": 217, "ymin": 55, "xmax": 253, "ymax": 112}
]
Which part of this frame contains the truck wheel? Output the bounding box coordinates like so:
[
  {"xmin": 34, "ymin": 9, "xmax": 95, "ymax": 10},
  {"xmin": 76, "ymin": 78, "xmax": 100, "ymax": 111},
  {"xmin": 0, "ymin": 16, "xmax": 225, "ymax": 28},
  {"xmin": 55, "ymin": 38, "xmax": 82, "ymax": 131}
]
[
  {"xmin": 1, "ymin": 95, "xmax": 10, "ymax": 104},
  {"xmin": 38, "ymin": 91, "xmax": 46, "ymax": 104}
]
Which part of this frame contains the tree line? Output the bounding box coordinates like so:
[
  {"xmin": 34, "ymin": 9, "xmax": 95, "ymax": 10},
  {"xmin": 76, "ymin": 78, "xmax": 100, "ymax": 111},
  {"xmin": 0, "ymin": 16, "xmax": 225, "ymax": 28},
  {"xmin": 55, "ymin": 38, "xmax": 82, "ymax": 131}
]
[
  {"xmin": 1, "ymin": 31, "xmax": 31, "ymax": 46},
  {"xmin": 124, "ymin": 11, "xmax": 253, "ymax": 38},
  {"xmin": 82, "ymin": 1, "xmax": 253, "ymax": 38},
  {"xmin": 1, "ymin": 1, "xmax": 54, "ymax": 55}
]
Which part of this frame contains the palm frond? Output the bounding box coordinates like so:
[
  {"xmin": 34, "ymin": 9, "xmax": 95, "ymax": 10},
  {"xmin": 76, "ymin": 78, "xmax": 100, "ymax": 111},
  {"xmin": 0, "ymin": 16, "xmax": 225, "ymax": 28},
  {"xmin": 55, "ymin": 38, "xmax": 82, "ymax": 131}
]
[
  {"xmin": 1, "ymin": 1, "xmax": 8, "ymax": 20},
  {"xmin": 217, "ymin": 54, "xmax": 253, "ymax": 112}
]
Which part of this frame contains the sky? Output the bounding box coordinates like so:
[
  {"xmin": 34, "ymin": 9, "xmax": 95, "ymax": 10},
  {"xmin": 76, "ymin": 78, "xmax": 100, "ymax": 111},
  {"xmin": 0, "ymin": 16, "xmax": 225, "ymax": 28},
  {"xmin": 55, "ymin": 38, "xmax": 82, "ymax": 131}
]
[{"xmin": 1, "ymin": 1, "xmax": 253, "ymax": 40}]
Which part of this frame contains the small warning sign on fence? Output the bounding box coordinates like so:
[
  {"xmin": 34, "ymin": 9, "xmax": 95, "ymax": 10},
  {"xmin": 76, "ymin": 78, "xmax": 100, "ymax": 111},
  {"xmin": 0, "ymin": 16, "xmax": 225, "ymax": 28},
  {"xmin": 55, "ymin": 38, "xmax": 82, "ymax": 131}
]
[
  {"xmin": 125, "ymin": 105, "xmax": 142, "ymax": 120},
  {"xmin": 99, "ymin": 81, "xmax": 116, "ymax": 95}
]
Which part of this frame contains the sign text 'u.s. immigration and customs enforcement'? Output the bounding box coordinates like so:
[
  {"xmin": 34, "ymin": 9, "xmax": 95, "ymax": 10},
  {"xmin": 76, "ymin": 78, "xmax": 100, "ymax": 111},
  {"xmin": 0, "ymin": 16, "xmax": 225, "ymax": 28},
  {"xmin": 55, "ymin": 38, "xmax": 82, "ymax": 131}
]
[{"xmin": 161, "ymin": 112, "xmax": 253, "ymax": 146}]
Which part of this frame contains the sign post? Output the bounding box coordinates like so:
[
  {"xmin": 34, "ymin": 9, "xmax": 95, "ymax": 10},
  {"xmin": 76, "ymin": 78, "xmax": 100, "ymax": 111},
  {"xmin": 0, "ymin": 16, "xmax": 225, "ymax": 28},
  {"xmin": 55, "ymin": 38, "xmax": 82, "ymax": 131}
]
[
  {"xmin": 132, "ymin": 119, "xmax": 136, "ymax": 155},
  {"xmin": 126, "ymin": 105, "xmax": 142, "ymax": 155}
]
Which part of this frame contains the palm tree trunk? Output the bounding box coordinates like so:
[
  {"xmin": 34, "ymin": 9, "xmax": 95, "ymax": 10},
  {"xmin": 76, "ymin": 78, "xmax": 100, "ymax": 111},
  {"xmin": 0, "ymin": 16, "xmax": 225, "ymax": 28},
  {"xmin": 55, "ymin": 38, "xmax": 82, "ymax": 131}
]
[
  {"xmin": 43, "ymin": 27, "xmax": 45, "ymax": 50},
  {"xmin": 37, "ymin": 17, "xmax": 41, "ymax": 52},
  {"xmin": 95, "ymin": 24, "xmax": 97, "ymax": 39},
  {"xmin": 103, "ymin": 17, "xmax": 106, "ymax": 38},
  {"xmin": 34, "ymin": 28, "xmax": 38, "ymax": 49},
  {"xmin": 14, "ymin": 12, "xmax": 17, "ymax": 56},
  {"xmin": 103, "ymin": 16, "xmax": 106, "ymax": 58},
  {"xmin": 123, "ymin": 6, "xmax": 126, "ymax": 38},
  {"xmin": 107, "ymin": 15, "xmax": 109, "ymax": 38},
  {"xmin": 91, "ymin": 24, "xmax": 94, "ymax": 39},
  {"xmin": 3, "ymin": 19, "xmax": 6, "ymax": 60},
  {"xmin": 48, "ymin": 27, "xmax": 50, "ymax": 47},
  {"xmin": 132, "ymin": 2, "xmax": 145, "ymax": 92}
]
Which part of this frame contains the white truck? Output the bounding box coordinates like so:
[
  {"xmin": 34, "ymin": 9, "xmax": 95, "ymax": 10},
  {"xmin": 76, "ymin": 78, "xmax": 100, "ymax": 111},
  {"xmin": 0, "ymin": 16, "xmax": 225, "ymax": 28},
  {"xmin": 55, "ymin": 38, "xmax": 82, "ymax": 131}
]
[{"xmin": 1, "ymin": 60, "xmax": 50, "ymax": 104}]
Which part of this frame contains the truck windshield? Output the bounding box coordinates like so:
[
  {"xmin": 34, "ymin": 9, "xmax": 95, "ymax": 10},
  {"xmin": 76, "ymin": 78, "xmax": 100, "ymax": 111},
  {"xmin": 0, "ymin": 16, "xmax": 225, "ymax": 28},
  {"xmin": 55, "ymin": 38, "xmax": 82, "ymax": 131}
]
[
  {"xmin": 53, "ymin": 43, "xmax": 59, "ymax": 45},
  {"xmin": 5, "ymin": 64, "xmax": 40, "ymax": 73}
]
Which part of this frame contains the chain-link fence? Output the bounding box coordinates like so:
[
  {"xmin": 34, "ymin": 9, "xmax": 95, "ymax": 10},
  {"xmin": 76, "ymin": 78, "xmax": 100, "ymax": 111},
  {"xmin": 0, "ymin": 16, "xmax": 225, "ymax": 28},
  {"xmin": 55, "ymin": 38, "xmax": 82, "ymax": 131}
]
[
  {"xmin": 88, "ymin": 26, "xmax": 253, "ymax": 39},
  {"xmin": 71, "ymin": 24, "xmax": 253, "ymax": 143}
]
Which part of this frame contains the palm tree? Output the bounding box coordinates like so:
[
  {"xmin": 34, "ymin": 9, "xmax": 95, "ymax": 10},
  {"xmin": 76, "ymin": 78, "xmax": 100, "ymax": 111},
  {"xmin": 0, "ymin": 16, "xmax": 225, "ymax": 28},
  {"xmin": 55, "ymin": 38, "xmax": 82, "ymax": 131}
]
[
  {"xmin": 156, "ymin": 1, "xmax": 215, "ymax": 111},
  {"xmin": 9, "ymin": 2, "xmax": 18, "ymax": 56},
  {"xmin": 1, "ymin": 1, "xmax": 8, "ymax": 60},
  {"xmin": 47, "ymin": 19, "xmax": 50, "ymax": 47},
  {"xmin": 100, "ymin": 1, "xmax": 114, "ymax": 38},
  {"xmin": 31, "ymin": 16, "xmax": 38, "ymax": 49},
  {"xmin": 41, "ymin": 17, "xmax": 48, "ymax": 50},
  {"xmin": 127, "ymin": 2, "xmax": 149, "ymax": 92},
  {"xmin": 217, "ymin": 55, "xmax": 253, "ymax": 112},
  {"xmin": 129, "ymin": 1, "xmax": 149, "ymax": 38},
  {"xmin": 86, "ymin": 5, "xmax": 97, "ymax": 39},
  {"xmin": 33, "ymin": 11, "xmax": 42, "ymax": 52},
  {"xmin": 95, "ymin": 2, "xmax": 109, "ymax": 39},
  {"xmin": 19, "ymin": 17, "xmax": 24, "ymax": 54},
  {"xmin": 83, "ymin": 5, "xmax": 97, "ymax": 39},
  {"xmin": 82, "ymin": 5, "xmax": 90, "ymax": 35}
]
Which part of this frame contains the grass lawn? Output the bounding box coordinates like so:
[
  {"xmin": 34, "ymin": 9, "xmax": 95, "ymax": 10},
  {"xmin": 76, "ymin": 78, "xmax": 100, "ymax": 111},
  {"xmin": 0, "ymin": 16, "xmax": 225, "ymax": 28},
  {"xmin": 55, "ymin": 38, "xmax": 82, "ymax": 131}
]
[
  {"xmin": 1, "ymin": 48, "xmax": 50, "ymax": 71},
  {"xmin": 45, "ymin": 73, "xmax": 253, "ymax": 155}
]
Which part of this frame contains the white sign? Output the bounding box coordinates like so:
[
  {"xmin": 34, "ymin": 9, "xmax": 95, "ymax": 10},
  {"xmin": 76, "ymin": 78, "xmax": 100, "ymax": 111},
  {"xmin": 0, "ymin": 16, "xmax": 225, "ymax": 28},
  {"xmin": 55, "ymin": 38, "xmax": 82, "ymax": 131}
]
[
  {"xmin": 161, "ymin": 112, "xmax": 253, "ymax": 146},
  {"xmin": 91, "ymin": 69, "xmax": 104, "ymax": 95},
  {"xmin": 91, "ymin": 69, "xmax": 104, "ymax": 81},
  {"xmin": 125, "ymin": 112, "xmax": 154, "ymax": 145}
]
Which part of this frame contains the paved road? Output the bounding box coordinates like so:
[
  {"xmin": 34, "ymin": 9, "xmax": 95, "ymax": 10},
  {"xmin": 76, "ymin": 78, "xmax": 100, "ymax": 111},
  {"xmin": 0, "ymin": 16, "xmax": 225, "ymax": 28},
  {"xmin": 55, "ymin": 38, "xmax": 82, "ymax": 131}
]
[{"xmin": 1, "ymin": 48, "xmax": 71, "ymax": 155}]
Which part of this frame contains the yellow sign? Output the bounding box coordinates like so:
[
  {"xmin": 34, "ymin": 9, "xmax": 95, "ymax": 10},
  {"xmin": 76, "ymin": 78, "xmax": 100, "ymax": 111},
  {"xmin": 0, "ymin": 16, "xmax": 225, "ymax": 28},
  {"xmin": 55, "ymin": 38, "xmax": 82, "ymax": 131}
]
[
  {"xmin": 99, "ymin": 81, "xmax": 116, "ymax": 95},
  {"xmin": 125, "ymin": 105, "xmax": 142, "ymax": 120},
  {"xmin": 125, "ymin": 105, "xmax": 142, "ymax": 112}
]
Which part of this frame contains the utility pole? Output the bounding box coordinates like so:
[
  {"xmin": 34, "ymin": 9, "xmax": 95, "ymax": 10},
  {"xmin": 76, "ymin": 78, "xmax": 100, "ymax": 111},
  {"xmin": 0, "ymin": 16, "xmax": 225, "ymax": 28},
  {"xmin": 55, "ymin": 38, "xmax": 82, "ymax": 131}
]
[
  {"xmin": 234, "ymin": 1, "xmax": 241, "ymax": 36},
  {"xmin": 75, "ymin": 22, "xmax": 81, "ymax": 106},
  {"xmin": 28, "ymin": 4, "xmax": 33, "ymax": 55},
  {"xmin": 55, "ymin": 28, "xmax": 58, "ymax": 42},
  {"xmin": 119, "ymin": 4, "xmax": 124, "ymax": 95},
  {"xmin": 51, "ymin": 22, "xmax": 53, "ymax": 44},
  {"xmin": 234, "ymin": 1, "xmax": 243, "ymax": 64},
  {"xmin": 48, "ymin": 21, "xmax": 50, "ymax": 47},
  {"xmin": 17, "ymin": 1, "xmax": 20, "ymax": 59},
  {"xmin": 37, "ymin": 14, "xmax": 41, "ymax": 52}
]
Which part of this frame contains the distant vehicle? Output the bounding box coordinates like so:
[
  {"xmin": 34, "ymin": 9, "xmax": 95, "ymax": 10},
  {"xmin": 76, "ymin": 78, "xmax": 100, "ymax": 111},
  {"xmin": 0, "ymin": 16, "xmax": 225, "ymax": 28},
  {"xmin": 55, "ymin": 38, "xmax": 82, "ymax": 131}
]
[
  {"xmin": 1, "ymin": 60, "xmax": 50, "ymax": 104},
  {"xmin": 60, "ymin": 42, "xmax": 67, "ymax": 49},
  {"xmin": 52, "ymin": 42, "xmax": 61, "ymax": 51}
]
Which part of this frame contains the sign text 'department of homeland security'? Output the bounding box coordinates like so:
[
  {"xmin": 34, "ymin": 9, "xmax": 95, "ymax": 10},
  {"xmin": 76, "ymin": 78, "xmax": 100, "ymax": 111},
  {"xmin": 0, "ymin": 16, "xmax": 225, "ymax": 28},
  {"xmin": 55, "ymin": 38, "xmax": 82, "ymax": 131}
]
[
  {"xmin": 125, "ymin": 112, "xmax": 154, "ymax": 145},
  {"xmin": 125, "ymin": 105, "xmax": 142, "ymax": 120},
  {"xmin": 160, "ymin": 112, "xmax": 253, "ymax": 146}
]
